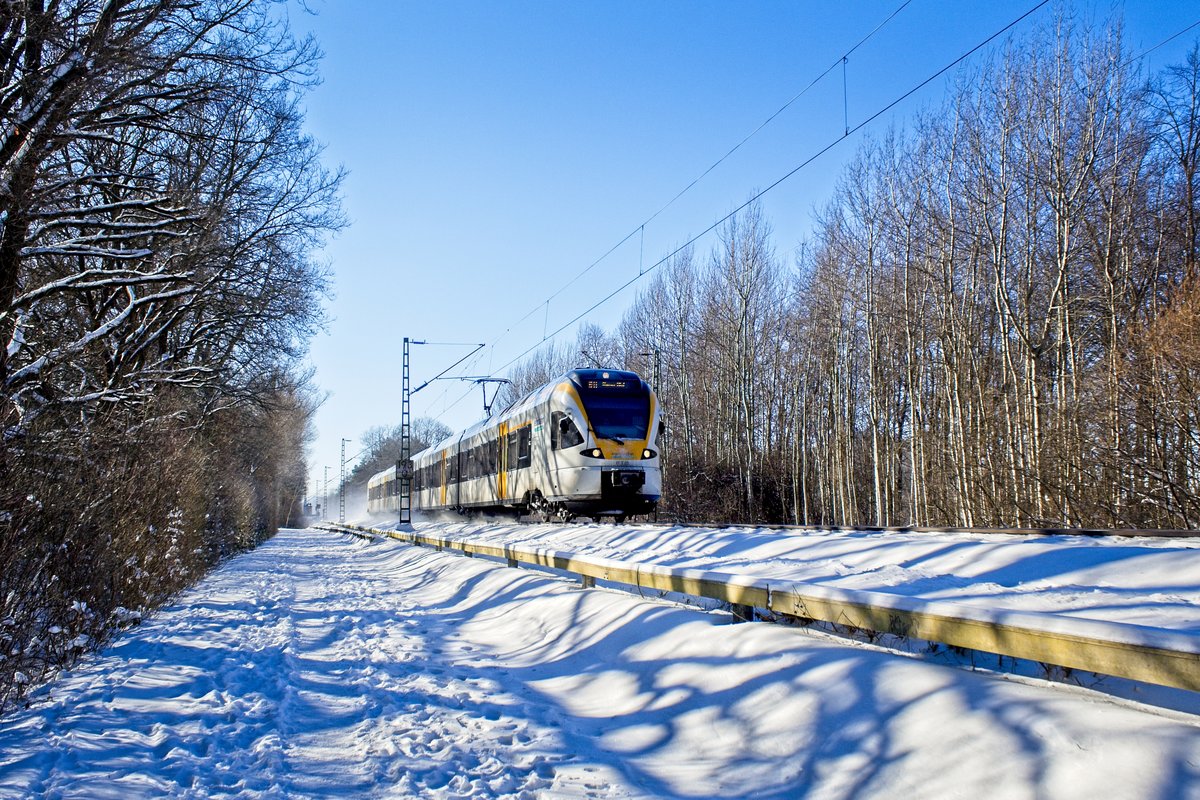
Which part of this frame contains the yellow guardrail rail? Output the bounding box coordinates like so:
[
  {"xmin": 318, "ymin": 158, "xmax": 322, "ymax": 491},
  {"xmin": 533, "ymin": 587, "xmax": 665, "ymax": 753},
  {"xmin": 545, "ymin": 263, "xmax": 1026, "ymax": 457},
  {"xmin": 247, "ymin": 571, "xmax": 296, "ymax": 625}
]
[{"xmin": 316, "ymin": 522, "xmax": 1200, "ymax": 693}]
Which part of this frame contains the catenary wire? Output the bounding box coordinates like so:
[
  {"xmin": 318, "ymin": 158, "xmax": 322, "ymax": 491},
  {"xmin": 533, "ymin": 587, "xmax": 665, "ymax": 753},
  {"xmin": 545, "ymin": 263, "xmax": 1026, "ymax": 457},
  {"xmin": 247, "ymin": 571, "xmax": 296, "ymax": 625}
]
[
  {"xmin": 478, "ymin": 0, "xmax": 914, "ymax": 359},
  {"xmin": 435, "ymin": 0, "xmax": 1053, "ymax": 419},
  {"xmin": 439, "ymin": 4, "xmax": 1200, "ymax": 420},
  {"xmin": 1126, "ymin": 17, "xmax": 1200, "ymax": 65},
  {"xmin": 492, "ymin": 0, "xmax": 1053, "ymax": 376}
]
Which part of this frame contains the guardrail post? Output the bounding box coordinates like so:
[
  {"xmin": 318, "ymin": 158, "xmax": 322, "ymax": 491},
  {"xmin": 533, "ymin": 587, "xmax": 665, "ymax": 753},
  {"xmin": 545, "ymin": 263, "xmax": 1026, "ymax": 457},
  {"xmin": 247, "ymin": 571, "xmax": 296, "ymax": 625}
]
[
  {"xmin": 507, "ymin": 557, "xmax": 519, "ymax": 568},
  {"xmin": 580, "ymin": 574, "xmax": 595, "ymax": 589},
  {"xmin": 731, "ymin": 603, "xmax": 754, "ymax": 623}
]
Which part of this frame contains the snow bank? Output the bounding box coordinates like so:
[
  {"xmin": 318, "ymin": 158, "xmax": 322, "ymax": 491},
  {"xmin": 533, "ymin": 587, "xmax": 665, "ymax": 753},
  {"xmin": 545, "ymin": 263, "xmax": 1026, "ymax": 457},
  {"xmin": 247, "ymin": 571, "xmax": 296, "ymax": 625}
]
[
  {"xmin": 1, "ymin": 528, "xmax": 1198, "ymax": 798},
  {"xmin": 404, "ymin": 519, "xmax": 1200, "ymax": 632}
]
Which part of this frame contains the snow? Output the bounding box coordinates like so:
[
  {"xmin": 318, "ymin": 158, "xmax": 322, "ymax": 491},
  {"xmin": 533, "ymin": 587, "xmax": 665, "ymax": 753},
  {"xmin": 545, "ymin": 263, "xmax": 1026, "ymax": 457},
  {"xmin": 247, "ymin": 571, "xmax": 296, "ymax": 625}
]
[
  {"xmin": 1, "ymin": 525, "xmax": 1198, "ymax": 798},
  {"xmin": 419, "ymin": 519, "xmax": 1200, "ymax": 631}
]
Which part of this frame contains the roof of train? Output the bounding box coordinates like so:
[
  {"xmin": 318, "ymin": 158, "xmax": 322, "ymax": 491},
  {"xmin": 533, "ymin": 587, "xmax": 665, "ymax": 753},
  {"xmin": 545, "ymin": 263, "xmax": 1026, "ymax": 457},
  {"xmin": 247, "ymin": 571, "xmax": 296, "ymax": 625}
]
[{"xmin": 367, "ymin": 368, "xmax": 648, "ymax": 484}]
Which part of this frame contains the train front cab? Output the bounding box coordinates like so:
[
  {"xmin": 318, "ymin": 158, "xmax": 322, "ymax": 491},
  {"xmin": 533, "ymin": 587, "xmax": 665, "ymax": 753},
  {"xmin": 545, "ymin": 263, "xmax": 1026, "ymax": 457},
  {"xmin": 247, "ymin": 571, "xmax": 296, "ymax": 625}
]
[{"xmin": 543, "ymin": 370, "xmax": 661, "ymax": 520}]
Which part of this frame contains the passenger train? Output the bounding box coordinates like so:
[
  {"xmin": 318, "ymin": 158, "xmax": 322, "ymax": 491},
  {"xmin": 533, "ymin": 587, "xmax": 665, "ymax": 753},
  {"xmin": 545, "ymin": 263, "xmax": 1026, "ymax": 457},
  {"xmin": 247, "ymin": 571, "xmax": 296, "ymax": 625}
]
[{"xmin": 366, "ymin": 369, "xmax": 662, "ymax": 522}]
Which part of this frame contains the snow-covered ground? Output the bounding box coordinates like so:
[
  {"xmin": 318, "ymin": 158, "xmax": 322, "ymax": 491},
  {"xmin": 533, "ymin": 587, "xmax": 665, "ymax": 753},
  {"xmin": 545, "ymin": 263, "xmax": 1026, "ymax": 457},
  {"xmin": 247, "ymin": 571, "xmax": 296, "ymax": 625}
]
[
  {"xmin": 413, "ymin": 517, "xmax": 1200, "ymax": 631},
  {"xmin": 1, "ymin": 525, "xmax": 1198, "ymax": 798}
]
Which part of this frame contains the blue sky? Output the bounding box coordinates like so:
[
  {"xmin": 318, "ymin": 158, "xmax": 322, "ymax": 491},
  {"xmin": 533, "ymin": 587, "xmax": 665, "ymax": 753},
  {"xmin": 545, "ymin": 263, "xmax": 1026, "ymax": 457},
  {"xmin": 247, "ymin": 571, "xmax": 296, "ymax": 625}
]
[{"xmin": 290, "ymin": 1, "xmax": 1200, "ymax": 502}]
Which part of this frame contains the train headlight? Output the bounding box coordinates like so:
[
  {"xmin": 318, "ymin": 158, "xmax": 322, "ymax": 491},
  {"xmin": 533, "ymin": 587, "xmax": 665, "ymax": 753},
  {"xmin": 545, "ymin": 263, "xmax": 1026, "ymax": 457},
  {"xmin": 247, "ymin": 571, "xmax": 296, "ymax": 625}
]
[
  {"xmin": 581, "ymin": 448, "xmax": 604, "ymax": 459},
  {"xmin": 642, "ymin": 449, "xmax": 656, "ymax": 459}
]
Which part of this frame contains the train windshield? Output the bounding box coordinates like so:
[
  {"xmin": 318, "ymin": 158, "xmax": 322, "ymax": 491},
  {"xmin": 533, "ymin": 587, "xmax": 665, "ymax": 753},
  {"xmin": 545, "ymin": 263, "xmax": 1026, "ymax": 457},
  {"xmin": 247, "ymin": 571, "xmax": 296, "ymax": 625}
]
[{"xmin": 575, "ymin": 374, "xmax": 651, "ymax": 441}]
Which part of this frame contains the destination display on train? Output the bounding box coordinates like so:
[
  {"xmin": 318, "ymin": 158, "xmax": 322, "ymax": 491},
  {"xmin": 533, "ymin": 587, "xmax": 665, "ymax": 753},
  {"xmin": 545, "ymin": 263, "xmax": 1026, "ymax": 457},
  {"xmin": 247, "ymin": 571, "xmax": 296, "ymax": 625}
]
[{"xmin": 585, "ymin": 379, "xmax": 630, "ymax": 390}]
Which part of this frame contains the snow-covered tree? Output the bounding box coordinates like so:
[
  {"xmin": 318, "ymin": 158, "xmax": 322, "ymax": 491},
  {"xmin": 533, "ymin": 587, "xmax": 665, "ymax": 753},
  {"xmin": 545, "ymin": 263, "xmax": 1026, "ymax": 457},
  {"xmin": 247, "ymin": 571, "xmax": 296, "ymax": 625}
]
[{"xmin": 0, "ymin": 0, "xmax": 342, "ymax": 711}]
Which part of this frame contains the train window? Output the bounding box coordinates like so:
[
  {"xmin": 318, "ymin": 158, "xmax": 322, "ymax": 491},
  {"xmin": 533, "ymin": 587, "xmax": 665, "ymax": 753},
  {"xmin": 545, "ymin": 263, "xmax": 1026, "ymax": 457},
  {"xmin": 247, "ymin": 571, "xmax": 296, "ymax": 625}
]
[
  {"xmin": 551, "ymin": 411, "xmax": 583, "ymax": 449},
  {"xmin": 507, "ymin": 431, "xmax": 518, "ymax": 470},
  {"xmin": 517, "ymin": 426, "xmax": 531, "ymax": 469},
  {"xmin": 575, "ymin": 376, "xmax": 652, "ymax": 441}
]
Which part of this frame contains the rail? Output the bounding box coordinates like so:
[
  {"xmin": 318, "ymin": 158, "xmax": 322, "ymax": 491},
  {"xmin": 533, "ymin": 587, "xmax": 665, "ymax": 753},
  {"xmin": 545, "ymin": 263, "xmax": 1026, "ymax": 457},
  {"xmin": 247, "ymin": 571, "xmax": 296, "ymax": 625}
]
[
  {"xmin": 316, "ymin": 522, "xmax": 1200, "ymax": 693},
  {"xmin": 648, "ymin": 520, "xmax": 1200, "ymax": 539}
]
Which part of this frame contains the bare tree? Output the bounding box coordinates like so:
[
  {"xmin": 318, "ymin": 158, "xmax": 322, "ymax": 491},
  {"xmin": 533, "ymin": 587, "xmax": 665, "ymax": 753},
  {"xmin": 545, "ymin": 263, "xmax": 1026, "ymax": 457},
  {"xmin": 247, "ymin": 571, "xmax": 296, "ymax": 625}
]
[{"xmin": 0, "ymin": 0, "xmax": 342, "ymax": 710}]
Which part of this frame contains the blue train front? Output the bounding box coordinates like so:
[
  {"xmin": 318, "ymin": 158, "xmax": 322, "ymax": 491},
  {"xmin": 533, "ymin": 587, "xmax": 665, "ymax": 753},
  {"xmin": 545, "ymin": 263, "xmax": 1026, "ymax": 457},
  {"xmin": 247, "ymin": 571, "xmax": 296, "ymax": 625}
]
[{"xmin": 367, "ymin": 369, "xmax": 662, "ymax": 522}]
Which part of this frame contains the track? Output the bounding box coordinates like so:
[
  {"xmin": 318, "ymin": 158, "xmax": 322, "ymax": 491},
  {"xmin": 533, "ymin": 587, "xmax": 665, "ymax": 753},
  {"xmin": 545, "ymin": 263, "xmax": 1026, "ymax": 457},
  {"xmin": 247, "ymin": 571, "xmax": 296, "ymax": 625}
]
[
  {"xmin": 387, "ymin": 511, "xmax": 1200, "ymax": 539},
  {"xmin": 660, "ymin": 521, "xmax": 1200, "ymax": 539}
]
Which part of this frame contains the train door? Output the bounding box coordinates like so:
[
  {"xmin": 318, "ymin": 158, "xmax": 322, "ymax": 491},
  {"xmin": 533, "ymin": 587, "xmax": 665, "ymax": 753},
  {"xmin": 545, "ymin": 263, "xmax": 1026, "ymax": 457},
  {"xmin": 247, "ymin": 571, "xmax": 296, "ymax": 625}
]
[
  {"xmin": 439, "ymin": 450, "xmax": 447, "ymax": 508},
  {"xmin": 453, "ymin": 447, "xmax": 462, "ymax": 509},
  {"xmin": 549, "ymin": 410, "xmax": 585, "ymax": 496},
  {"xmin": 506, "ymin": 426, "xmax": 519, "ymax": 503},
  {"xmin": 497, "ymin": 422, "xmax": 508, "ymax": 502},
  {"xmin": 531, "ymin": 414, "xmax": 551, "ymax": 497},
  {"xmin": 520, "ymin": 424, "xmax": 531, "ymax": 499}
]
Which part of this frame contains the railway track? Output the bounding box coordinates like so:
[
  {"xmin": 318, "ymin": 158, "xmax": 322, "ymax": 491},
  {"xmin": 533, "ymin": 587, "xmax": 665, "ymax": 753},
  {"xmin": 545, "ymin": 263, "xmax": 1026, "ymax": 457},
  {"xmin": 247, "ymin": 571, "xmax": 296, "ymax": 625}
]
[
  {"xmin": 649, "ymin": 521, "xmax": 1200, "ymax": 538},
  {"xmin": 406, "ymin": 512, "xmax": 1200, "ymax": 539}
]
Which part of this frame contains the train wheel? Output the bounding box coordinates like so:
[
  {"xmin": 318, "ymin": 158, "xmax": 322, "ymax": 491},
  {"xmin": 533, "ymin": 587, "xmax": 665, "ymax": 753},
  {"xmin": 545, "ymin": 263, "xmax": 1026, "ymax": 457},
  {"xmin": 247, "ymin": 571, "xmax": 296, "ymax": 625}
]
[{"xmin": 529, "ymin": 491, "xmax": 552, "ymax": 523}]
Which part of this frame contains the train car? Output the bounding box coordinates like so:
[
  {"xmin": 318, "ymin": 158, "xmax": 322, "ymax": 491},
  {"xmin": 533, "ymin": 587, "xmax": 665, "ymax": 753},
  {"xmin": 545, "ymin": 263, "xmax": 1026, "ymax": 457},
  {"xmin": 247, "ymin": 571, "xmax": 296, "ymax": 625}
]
[
  {"xmin": 367, "ymin": 368, "xmax": 661, "ymax": 522},
  {"xmin": 366, "ymin": 463, "xmax": 403, "ymax": 515}
]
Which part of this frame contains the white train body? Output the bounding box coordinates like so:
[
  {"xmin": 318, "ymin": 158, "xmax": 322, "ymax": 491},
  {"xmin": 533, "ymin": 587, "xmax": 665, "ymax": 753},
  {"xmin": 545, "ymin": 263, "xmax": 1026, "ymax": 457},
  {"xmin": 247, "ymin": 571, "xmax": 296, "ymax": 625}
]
[{"xmin": 367, "ymin": 369, "xmax": 661, "ymax": 522}]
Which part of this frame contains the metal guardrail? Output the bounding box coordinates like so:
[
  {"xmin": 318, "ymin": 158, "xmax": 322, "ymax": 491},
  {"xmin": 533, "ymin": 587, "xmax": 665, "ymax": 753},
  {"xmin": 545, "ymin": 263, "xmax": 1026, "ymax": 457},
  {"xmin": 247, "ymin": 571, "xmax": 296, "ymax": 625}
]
[
  {"xmin": 317, "ymin": 522, "xmax": 1200, "ymax": 692},
  {"xmin": 649, "ymin": 521, "xmax": 1200, "ymax": 539}
]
